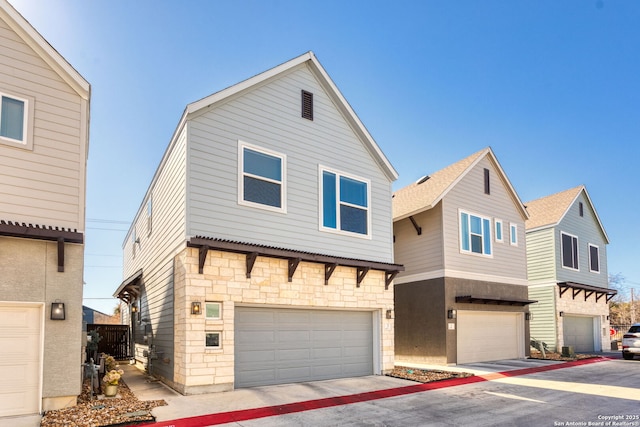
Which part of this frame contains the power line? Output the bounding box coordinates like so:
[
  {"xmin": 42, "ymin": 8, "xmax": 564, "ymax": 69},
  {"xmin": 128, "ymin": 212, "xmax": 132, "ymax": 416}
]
[
  {"xmin": 86, "ymin": 227, "xmax": 128, "ymax": 232},
  {"xmin": 85, "ymin": 266, "xmax": 121, "ymax": 269},
  {"xmin": 87, "ymin": 218, "xmax": 129, "ymax": 224},
  {"xmin": 86, "ymin": 253, "xmax": 122, "ymax": 257}
]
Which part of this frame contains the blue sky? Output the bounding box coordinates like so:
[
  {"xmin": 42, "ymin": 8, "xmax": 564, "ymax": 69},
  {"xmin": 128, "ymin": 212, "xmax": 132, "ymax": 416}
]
[{"xmin": 10, "ymin": 0, "xmax": 640, "ymax": 313}]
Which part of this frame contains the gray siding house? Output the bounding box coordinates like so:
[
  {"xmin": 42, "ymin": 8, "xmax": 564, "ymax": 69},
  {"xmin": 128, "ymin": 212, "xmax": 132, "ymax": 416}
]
[
  {"xmin": 0, "ymin": 0, "xmax": 90, "ymax": 417},
  {"xmin": 393, "ymin": 148, "xmax": 532, "ymax": 365},
  {"xmin": 525, "ymin": 185, "xmax": 614, "ymax": 352},
  {"xmin": 114, "ymin": 52, "xmax": 403, "ymax": 394}
]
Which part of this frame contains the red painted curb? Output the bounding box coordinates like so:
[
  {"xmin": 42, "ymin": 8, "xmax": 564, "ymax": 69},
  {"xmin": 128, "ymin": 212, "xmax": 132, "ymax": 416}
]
[{"xmin": 140, "ymin": 357, "xmax": 607, "ymax": 427}]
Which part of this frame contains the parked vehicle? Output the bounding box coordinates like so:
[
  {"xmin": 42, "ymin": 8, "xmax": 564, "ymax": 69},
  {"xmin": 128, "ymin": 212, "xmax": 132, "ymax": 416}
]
[{"xmin": 622, "ymin": 323, "xmax": 640, "ymax": 360}]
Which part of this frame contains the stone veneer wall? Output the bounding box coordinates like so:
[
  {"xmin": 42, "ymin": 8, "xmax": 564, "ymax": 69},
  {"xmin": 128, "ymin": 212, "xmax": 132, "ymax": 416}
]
[
  {"xmin": 173, "ymin": 247, "xmax": 394, "ymax": 395},
  {"xmin": 555, "ymin": 286, "xmax": 611, "ymax": 352}
]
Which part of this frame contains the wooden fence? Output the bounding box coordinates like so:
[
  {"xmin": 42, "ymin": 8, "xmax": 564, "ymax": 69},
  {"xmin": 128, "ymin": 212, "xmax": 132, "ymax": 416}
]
[{"xmin": 87, "ymin": 324, "xmax": 130, "ymax": 360}]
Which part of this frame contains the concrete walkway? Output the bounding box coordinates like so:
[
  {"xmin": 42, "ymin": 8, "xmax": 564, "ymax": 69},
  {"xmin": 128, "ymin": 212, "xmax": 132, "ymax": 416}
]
[{"xmin": 122, "ymin": 354, "xmax": 619, "ymax": 426}]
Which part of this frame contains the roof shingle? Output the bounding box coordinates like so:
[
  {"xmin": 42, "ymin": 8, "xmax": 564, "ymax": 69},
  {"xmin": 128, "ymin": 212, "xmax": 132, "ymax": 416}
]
[{"xmin": 524, "ymin": 185, "xmax": 583, "ymax": 230}]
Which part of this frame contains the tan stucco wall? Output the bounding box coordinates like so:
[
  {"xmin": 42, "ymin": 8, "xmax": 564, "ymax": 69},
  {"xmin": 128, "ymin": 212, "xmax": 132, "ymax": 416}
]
[
  {"xmin": 0, "ymin": 236, "xmax": 84, "ymax": 411},
  {"xmin": 172, "ymin": 247, "xmax": 394, "ymax": 394}
]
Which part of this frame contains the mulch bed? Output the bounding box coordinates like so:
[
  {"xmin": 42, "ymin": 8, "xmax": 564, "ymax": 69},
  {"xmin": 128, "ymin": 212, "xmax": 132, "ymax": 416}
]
[
  {"xmin": 387, "ymin": 366, "xmax": 474, "ymax": 383},
  {"xmin": 528, "ymin": 350, "xmax": 601, "ymax": 361},
  {"xmin": 40, "ymin": 378, "xmax": 166, "ymax": 427}
]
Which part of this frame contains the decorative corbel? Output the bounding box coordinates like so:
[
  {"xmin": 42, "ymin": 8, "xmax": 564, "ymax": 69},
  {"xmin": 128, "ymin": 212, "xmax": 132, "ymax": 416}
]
[
  {"xmin": 325, "ymin": 263, "xmax": 337, "ymax": 285},
  {"xmin": 288, "ymin": 258, "xmax": 301, "ymax": 282},
  {"xmin": 246, "ymin": 252, "xmax": 258, "ymax": 278},
  {"xmin": 356, "ymin": 267, "xmax": 370, "ymax": 288},
  {"xmin": 198, "ymin": 245, "xmax": 209, "ymax": 274}
]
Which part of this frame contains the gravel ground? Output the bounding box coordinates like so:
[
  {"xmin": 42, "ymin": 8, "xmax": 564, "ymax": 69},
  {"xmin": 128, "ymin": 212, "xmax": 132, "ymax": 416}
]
[
  {"xmin": 387, "ymin": 367, "xmax": 474, "ymax": 383},
  {"xmin": 40, "ymin": 379, "xmax": 166, "ymax": 427},
  {"xmin": 528, "ymin": 350, "xmax": 600, "ymax": 361}
]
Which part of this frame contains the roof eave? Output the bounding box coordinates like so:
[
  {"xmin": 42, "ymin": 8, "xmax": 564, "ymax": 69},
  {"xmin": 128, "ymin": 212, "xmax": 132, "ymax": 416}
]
[
  {"xmin": 394, "ymin": 204, "xmax": 434, "ymax": 222},
  {"xmin": 0, "ymin": 0, "xmax": 90, "ymax": 99},
  {"xmin": 186, "ymin": 51, "xmax": 398, "ymax": 182},
  {"xmin": 580, "ymin": 187, "xmax": 610, "ymax": 244},
  {"xmin": 485, "ymin": 148, "xmax": 529, "ymax": 220},
  {"xmin": 525, "ymin": 223, "xmax": 557, "ymax": 234}
]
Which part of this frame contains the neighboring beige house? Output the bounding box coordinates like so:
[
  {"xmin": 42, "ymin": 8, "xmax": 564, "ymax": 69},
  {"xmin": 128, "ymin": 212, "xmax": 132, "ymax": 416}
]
[
  {"xmin": 393, "ymin": 147, "xmax": 532, "ymax": 365},
  {"xmin": 525, "ymin": 185, "xmax": 614, "ymax": 353},
  {"xmin": 114, "ymin": 52, "xmax": 402, "ymax": 394},
  {"xmin": 0, "ymin": 0, "xmax": 90, "ymax": 418}
]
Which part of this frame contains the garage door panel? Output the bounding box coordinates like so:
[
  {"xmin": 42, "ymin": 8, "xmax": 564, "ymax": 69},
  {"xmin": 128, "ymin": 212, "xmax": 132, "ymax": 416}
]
[
  {"xmin": 235, "ymin": 349, "xmax": 275, "ymax": 363},
  {"xmin": 279, "ymin": 349, "xmax": 310, "ymax": 360},
  {"xmin": 457, "ymin": 311, "xmax": 523, "ymax": 364},
  {"xmin": 235, "ymin": 307, "xmax": 373, "ymax": 388},
  {"xmin": 235, "ymin": 369, "xmax": 275, "ymax": 385},
  {"xmin": 0, "ymin": 305, "xmax": 41, "ymax": 417},
  {"xmin": 563, "ymin": 316, "xmax": 594, "ymax": 352},
  {"xmin": 237, "ymin": 330, "xmax": 275, "ymax": 345},
  {"xmin": 312, "ymin": 347, "xmax": 341, "ymax": 358}
]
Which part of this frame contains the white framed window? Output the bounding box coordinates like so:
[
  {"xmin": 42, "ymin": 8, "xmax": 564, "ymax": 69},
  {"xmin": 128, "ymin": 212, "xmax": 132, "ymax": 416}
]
[
  {"xmin": 460, "ymin": 210, "xmax": 492, "ymax": 256},
  {"xmin": 589, "ymin": 244, "xmax": 600, "ymax": 273},
  {"xmin": 510, "ymin": 224, "xmax": 518, "ymax": 246},
  {"xmin": 495, "ymin": 219, "xmax": 503, "ymax": 243},
  {"xmin": 205, "ymin": 332, "xmax": 221, "ymax": 349},
  {"xmin": 319, "ymin": 166, "xmax": 371, "ymax": 237},
  {"xmin": 205, "ymin": 302, "xmax": 221, "ymax": 319},
  {"xmin": 0, "ymin": 91, "xmax": 33, "ymax": 149},
  {"xmin": 561, "ymin": 231, "xmax": 579, "ymax": 270},
  {"xmin": 238, "ymin": 141, "xmax": 286, "ymax": 213},
  {"xmin": 146, "ymin": 198, "xmax": 152, "ymax": 236},
  {"xmin": 131, "ymin": 228, "xmax": 137, "ymax": 258}
]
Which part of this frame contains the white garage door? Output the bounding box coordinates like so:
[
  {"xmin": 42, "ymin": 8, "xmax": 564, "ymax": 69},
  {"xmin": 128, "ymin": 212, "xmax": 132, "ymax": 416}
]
[
  {"xmin": 563, "ymin": 316, "xmax": 595, "ymax": 352},
  {"xmin": 457, "ymin": 311, "xmax": 523, "ymax": 364},
  {"xmin": 235, "ymin": 307, "xmax": 374, "ymax": 388},
  {"xmin": 0, "ymin": 304, "xmax": 41, "ymax": 417}
]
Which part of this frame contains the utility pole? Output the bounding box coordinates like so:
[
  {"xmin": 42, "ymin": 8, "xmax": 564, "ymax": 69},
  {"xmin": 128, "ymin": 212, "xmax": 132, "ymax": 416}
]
[{"xmin": 632, "ymin": 288, "xmax": 636, "ymax": 324}]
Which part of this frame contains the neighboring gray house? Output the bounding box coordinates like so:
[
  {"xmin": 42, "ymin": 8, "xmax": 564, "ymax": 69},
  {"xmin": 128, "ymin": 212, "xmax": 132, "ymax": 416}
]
[
  {"xmin": 114, "ymin": 52, "xmax": 403, "ymax": 394},
  {"xmin": 0, "ymin": 0, "xmax": 90, "ymax": 417},
  {"xmin": 393, "ymin": 148, "xmax": 532, "ymax": 365},
  {"xmin": 525, "ymin": 185, "xmax": 614, "ymax": 352}
]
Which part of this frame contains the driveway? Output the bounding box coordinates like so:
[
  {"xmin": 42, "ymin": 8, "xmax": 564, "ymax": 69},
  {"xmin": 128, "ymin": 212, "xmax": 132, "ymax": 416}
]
[{"xmin": 146, "ymin": 355, "xmax": 640, "ymax": 427}]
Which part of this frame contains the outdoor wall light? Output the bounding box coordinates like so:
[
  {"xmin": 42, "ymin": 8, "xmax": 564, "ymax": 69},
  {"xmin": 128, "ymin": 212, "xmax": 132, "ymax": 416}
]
[
  {"xmin": 559, "ymin": 311, "xmax": 564, "ymax": 317},
  {"xmin": 51, "ymin": 301, "xmax": 65, "ymax": 320},
  {"xmin": 131, "ymin": 303, "xmax": 138, "ymax": 313},
  {"xmin": 525, "ymin": 312, "xmax": 532, "ymax": 321},
  {"xmin": 447, "ymin": 309, "xmax": 457, "ymax": 319},
  {"xmin": 191, "ymin": 301, "xmax": 202, "ymax": 315},
  {"xmin": 386, "ymin": 309, "xmax": 393, "ymax": 319}
]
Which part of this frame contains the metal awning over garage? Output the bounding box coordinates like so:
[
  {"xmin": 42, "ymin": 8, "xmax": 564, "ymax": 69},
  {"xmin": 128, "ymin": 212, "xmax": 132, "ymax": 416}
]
[
  {"xmin": 455, "ymin": 295, "xmax": 537, "ymax": 306},
  {"xmin": 188, "ymin": 236, "xmax": 404, "ymax": 289},
  {"xmin": 557, "ymin": 282, "xmax": 617, "ymax": 303},
  {"xmin": 113, "ymin": 269, "xmax": 142, "ymax": 304}
]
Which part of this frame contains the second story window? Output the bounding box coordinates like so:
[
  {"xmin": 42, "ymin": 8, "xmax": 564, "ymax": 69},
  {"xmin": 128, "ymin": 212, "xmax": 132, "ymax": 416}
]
[
  {"xmin": 0, "ymin": 93, "xmax": 27, "ymax": 143},
  {"xmin": 238, "ymin": 142, "xmax": 286, "ymax": 212},
  {"xmin": 495, "ymin": 219, "xmax": 503, "ymax": 243},
  {"xmin": 561, "ymin": 232, "xmax": 579, "ymax": 270},
  {"xmin": 510, "ymin": 224, "xmax": 518, "ymax": 246},
  {"xmin": 589, "ymin": 244, "xmax": 600, "ymax": 273},
  {"xmin": 320, "ymin": 167, "xmax": 370, "ymax": 237},
  {"xmin": 460, "ymin": 210, "xmax": 492, "ymax": 256}
]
